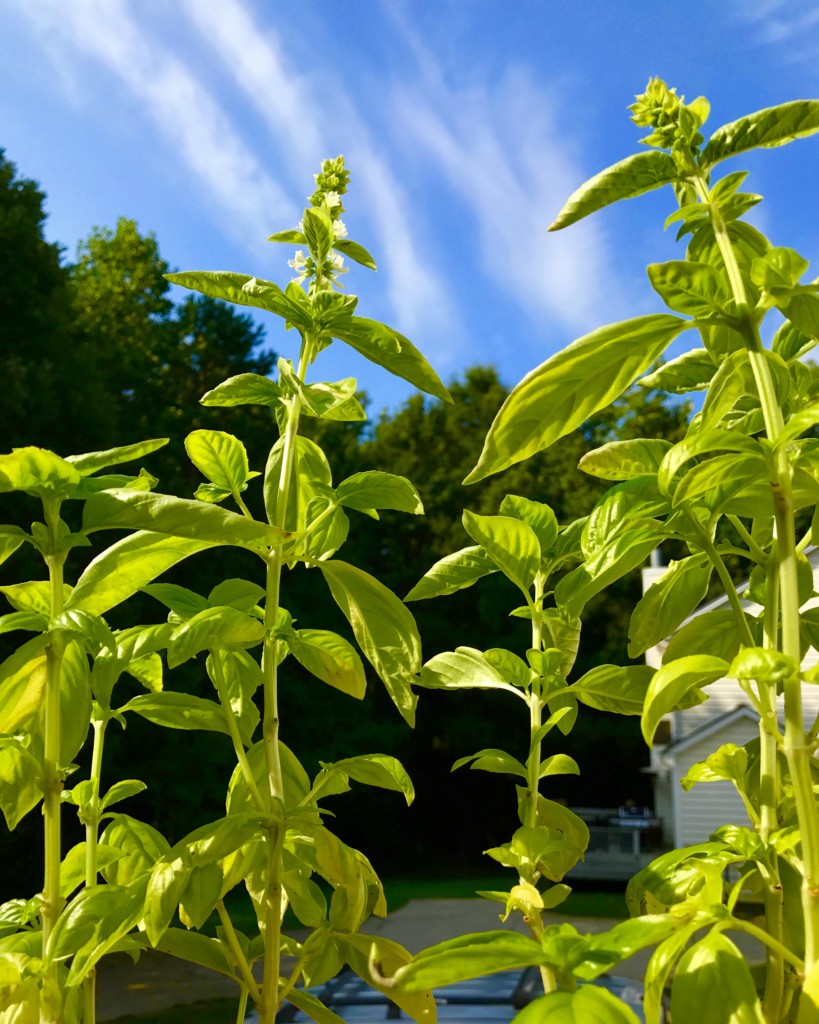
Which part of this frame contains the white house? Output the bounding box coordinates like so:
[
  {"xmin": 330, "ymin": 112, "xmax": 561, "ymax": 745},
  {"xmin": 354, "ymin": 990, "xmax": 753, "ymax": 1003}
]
[{"xmin": 642, "ymin": 549, "xmax": 819, "ymax": 848}]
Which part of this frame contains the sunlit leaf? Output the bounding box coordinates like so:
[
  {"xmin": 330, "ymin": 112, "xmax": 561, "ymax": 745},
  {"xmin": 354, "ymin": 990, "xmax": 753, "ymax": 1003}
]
[
  {"xmin": 405, "ymin": 546, "xmax": 498, "ymax": 601},
  {"xmin": 549, "ymin": 150, "xmax": 679, "ymax": 231},
  {"xmin": 462, "ymin": 510, "xmax": 540, "ymax": 593},
  {"xmin": 68, "ymin": 532, "xmax": 213, "ymax": 615},
  {"xmin": 330, "ymin": 317, "xmax": 451, "ymax": 402},
  {"xmin": 318, "ymin": 561, "xmax": 421, "ymax": 725},
  {"xmin": 703, "ymin": 100, "xmax": 819, "ymax": 167},
  {"xmin": 66, "ymin": 439, "xmax": 168, "ymax": 476},
  {"xmin": 83, "ymin": 489, "xmax": 284, "ymax": 548},
  {"xmin": 466, "ymin": 315, "xmax": 689, "ymax": 483},
  {"xmin": 642, "ymin": 655, "xmax": 728, "ymax": 745},
  {"xmin": 166, "ymin": 271, "xmax": 312, "ymax": 329},
  {"xmin": 185, "ymin": 430, "xmax": 254, "ymax": 496},
  {"xmin": 290, "ymin": 628, "xmax": 367, "ymax": 698},
  {"xmin": 0, "ymin": 447, "xmax": 80, "ymax": 499},
  {"xmin": 572, "ymin": 664, "xmax": 655, "ymax": 715},
  {"xmin": 628, "ymin": 555, "xmax": 712, "ymax": 657}
]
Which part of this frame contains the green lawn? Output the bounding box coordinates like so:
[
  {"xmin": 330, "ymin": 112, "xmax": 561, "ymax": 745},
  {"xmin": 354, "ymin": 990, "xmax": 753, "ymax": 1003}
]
[
  {"xmin": 380, "ymin": 876, "xmax": 628, "ymax": 919},
  {"xmin": 214, "ymin": 876, "xmax": 629, "ymax": 936}
]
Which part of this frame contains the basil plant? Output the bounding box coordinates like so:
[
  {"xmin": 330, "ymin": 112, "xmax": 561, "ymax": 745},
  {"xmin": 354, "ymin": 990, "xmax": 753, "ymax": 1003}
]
[
  {"xmin": 395, "ymin": 83, "xmax": 819, "ymax": 1024},
  {"xmin": 0, "ymin": 159, "xmax": 448, "ymax": 1024}
]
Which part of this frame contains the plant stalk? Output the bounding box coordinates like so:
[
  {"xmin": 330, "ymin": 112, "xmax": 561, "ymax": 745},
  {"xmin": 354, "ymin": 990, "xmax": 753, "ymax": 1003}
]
[
  {"xmin": 523, "ymin": 576, "xmax": 557, "ymax": 995},
  {"xmin": 259, "ymin": 337, "xmax": 312, "ymax": 1023},
  {"xmin": 42, "ymin": 501, "xmax": 67, "ymax": 1021},
  {"xmin": 42, "ymin": 505, "xmax": 66, "ymax": 938},
  {"xmin": 760, "ymin": 567, "xmax": 784, "ymax": 1022},
  {"xmin": 82, "ymin": 715, "xmax": 107, "ymax": 1024},
  {"xmin": 698, "ymin": 177, "xmax": 819, "ymax": 970}
]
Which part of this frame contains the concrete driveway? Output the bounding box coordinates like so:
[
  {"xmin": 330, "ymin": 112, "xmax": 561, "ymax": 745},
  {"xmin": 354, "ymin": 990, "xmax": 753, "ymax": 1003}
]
[{"xmin": 95, "ymin": 898, "xmax": 763, "ymax": 1019}]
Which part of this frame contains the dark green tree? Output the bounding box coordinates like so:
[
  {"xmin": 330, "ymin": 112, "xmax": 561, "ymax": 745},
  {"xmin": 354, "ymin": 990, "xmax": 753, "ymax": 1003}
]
[{"xmin": 0, "ymin": 151, "xmax": 80, "ymax": 451}]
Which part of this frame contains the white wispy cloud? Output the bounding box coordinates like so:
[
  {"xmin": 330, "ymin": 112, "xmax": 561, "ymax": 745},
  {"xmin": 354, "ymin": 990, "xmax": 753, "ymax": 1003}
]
[
  {"xmin": 730, "ymin": 1, "xmax": 819, "ymax": 68},
  {"xmin": 385, "ymin": 14, "xmax": 622, "ymax": 336},
  {"xmin": 12, "ymin": 0, "xmax": 293, "ymax": 244},
  {"xmin": 176, "ymin": 0, "xmax": 459, "ymax": 344}
]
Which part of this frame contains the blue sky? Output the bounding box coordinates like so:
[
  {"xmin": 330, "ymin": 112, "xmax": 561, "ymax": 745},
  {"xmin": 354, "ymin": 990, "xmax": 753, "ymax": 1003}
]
[{"xmin": 3, "ymin": 1, "xmax": 819, "ymax": 413}]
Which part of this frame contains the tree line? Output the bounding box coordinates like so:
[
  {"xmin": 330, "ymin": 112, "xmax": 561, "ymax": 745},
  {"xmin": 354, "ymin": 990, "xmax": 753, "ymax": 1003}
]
[{"xmin": 0, "ymin": 150, "xmax": 690, "ymax": 894}]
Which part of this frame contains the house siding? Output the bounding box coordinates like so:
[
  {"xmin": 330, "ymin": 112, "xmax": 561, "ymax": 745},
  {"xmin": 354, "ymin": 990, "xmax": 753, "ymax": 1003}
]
[{"xmin": 673, "ymin": 717, "xmax": 759, "ymax": 846}]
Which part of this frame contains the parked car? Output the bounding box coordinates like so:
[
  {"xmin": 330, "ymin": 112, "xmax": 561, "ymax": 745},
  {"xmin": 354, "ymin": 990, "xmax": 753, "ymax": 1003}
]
[{"xmin": 267, "ymin": 967, "xmax": 651, "ymax": 1022}]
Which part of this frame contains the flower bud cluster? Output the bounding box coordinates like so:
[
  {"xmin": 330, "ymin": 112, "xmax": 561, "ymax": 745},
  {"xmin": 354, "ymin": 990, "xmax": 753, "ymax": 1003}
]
[{"xmin": 629, "ymin": 78, "xmax": 709, "ymax": 169}]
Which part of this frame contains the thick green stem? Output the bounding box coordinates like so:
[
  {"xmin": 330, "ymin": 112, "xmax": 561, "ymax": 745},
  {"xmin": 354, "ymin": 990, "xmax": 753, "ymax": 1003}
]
[
  {"xmin": 81, "ymin": 716, "xmax": 107, "ymax": 1024},
  {"xmin": 760, "ymin": 569, "xmax": 785, "ymax": 1023},
  {"xmin": 42, "ymin": 502, "xmax": 67, "ymax": 1022},
  {"xmin": 698, "ymin": 177, "xmax": 819, "ymax": 970},
  {"xmin": 259, "ymin": 337, "xmax": 312, "ymax": 1023},
  {"xmin": 522, "ymin": 577, "xmax": 557, "ymax": 995},
  {"xmin": 42, "ymin": 510, "xmax": 67, "ymax": 951}
]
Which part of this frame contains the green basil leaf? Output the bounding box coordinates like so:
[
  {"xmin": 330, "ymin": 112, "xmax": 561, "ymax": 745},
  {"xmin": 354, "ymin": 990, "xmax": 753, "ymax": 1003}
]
[
  {"xmin": 405, "ymin": 546, "xmax": 498, "ymax": 601},
  {"xmin": 514, "ymin": 987, "xmax": 642, "ymax": 1023},
  {"xmin": 664, "ymin": 609, "xmax": 751, "ymax": 665},
  {"xmin": 658, "ymin": 426, "xmax": 762, "ymax": 496},
  {"xmin": 680, "ymin": 743, "xmax": 748, "ymax": 793},
  {"xmin": 319, "ymin": 754, "xmax": 414, "ymax": 805},
  {"xmin": 267, "ymin": 228, "xmax": 306, "ymax": 245},
  {"xmin": 670, "ymin": 931, "xmax": 765, "ymax": 1024},
  {"xmin": 121, "ymin": 692, "xmax": 230, "ymax": 736},
  {"xmin": 555, "ymin": 523, "xmax": 666, "ymax": 619},
  {"xmin": 549, "ymin": 150, "xmax": 679, "ymax": 231},
  {"xmin": 498, "ymin": 495, "xmax": 559, "ymax": 554},
  {"xmin": 703, "ymin": 99, "xmax": 819, "ymax": 168},
  {"xmin": 0, "ymin": 447, "xmax": 80, "ymax": 500},
  {"xmin": 579, "ymin": 439, "xmax": 673, "ymax": 482},
  {"xmin": 83, "ymin": 489, "xmax": 284, "ymax": 549},
  {"xmin": 420, "ymin": 647, "xmax": 528, "ymax": 701},
  {"xmin": 628, "ymin": 555, "xmax": 712, "ymax": 657},
  {"xmin": 647, "ymin": 260, "xmax": 730, "ymax": 317},
  {"xmin": 452, "ymin": 748, "xmax": 528, "ymax": 779},
  {"xmin": 152, "ymin": 928, "xmax": 236, "ymax": 981},
  {"xmin": 329, "ymin": 317, "xmax": 451, "ymax": 402},
  {"xmin": 642, "ymin": 655, "xmax": 728, "ymax": 746},
  {"xmin": 0, "ymin": 738, "xmax": 42, "ymax": 830},
  {"xmin": 639, "ymin": 348, "xmax": 716, "ymax": 394},
  {"xmin": 51, "ymin": 877, "xmax": 148, "ymax": 985},
  {"xmin": 166, "ymin": 606, "xmax": 265, "ymax": 667},
  {"xmin": 185, "ymin": 430, "xmax": 254, "ymax": 495},
  {"xmin": 0, "ymin": 526, "xmax": 27, "ymax": 568},
  {"xmin": 303, "ymin": 206, "xmax": 335, "ymax": 261},
  {"xmin": 395, "ymin": 930, "xmax": 547, "ymax": 990},
  {"xmin": 70, "ymin": 533, "xmax": 214, "ymax": 615},
  {"xmin": 318, "ymin": 561, "xmax": 421, "ymax": 725},
  {"xmin": 572, "ymin": 664, "xmax": 656, "ymax": 715},
  {"xmin": 200, "ymin": 372, "xmax": 280, "ymax": 408},
  {"xmin": 142, "ymin": 583, "xmax": 209, "ymax": 618},
  {"xmin": 264, "ymin": 434, "xmax": 332, "ymax": 532},
  {"xmin": 65, "ymin": 439, "xmax": 169, "ymax": 476},
  {"xmin": 333, "ymin": 238, "xmax": 377, "ymax": 270},
  {"xmin": 166, "ymin": 271, "xmax": 312, "ymax": 330},
  {"xmin": 462, "ymin": 510, "xmax": 541, "ymax": 593},
  {"xmin": 290, "ymin": 628, "xmax": 367, "ymax": 699},
  {"xmin": 0, "ymin": 636, "xmax": 48, "ymax": 735},
  {"xmin": 778, "ymin": 290, "xmax": 819, "ymax": 339},
  {"xmin": 208, "ymin": 579, "xmax": 265, "ymax": 612},
  {"xmin": 99, "ymin": 814, "xmax": 171, "ymax": 886},
  {"xmin": 337, "ymin": 472, "xmax": 423, "ymax": 514},
  {"xmin": 466, "ymin": 315, "xmax": 689, "ymax": 483}
]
